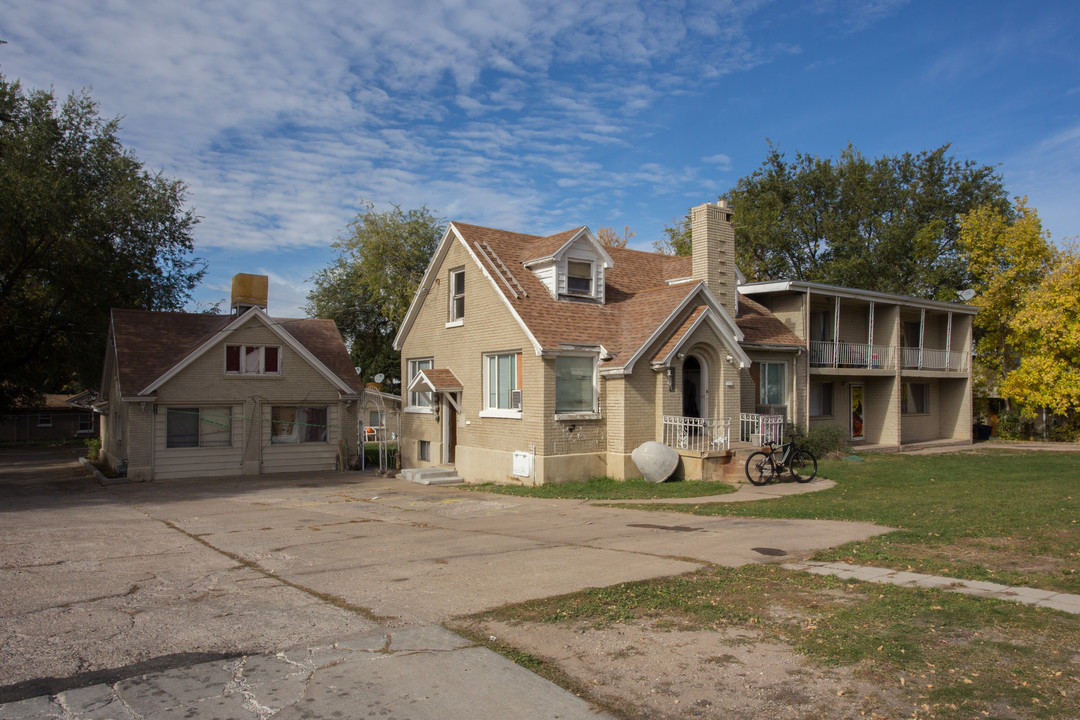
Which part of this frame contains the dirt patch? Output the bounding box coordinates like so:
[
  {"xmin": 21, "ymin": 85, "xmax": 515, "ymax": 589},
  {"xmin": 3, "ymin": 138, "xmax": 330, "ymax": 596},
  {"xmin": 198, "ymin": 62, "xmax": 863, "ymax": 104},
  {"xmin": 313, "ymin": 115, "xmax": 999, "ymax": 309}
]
[{"xmin": 459, "ymin": 617, "xmax": 908, "ymax": 719}]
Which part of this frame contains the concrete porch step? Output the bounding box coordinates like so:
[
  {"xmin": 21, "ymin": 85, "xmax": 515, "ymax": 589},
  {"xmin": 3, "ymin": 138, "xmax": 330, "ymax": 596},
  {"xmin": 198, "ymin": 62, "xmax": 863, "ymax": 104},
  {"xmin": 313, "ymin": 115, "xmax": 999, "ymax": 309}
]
[{"xmin": 399, "ymin": 467, "xmax": 464, "ymax": 485}]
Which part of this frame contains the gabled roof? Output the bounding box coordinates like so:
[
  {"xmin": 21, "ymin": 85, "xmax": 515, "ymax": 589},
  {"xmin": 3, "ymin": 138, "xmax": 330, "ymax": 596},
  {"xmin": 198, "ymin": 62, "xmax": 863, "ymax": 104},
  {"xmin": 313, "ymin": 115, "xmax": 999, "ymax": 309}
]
[
  {"xmin": 108, "ymin": 308, "xmax": 363, "ymax": 400},
  {"xmin": 394, "ymin": 220, "xmax": 804, "ymax": 373},
  {"xmin": 408, "ymin": 368, "xmax": 463, "ymax": 393}
]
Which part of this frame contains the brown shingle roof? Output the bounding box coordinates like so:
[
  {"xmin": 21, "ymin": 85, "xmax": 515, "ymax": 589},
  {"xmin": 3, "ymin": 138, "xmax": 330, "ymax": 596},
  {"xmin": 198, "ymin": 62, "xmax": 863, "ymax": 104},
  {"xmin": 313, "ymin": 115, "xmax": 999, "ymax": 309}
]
[
  {"xmin": 110, "ymin": 309, "xmax": 363, "ymax": 397},
  {"xmin": 735, "ymin": 295, "xmax": 804, "ymax": 347},
  {"xmin": 417, "ymin": 368, "xmax": 463, "ymax": 391},
  {"xmin": 453, "ymin": 223, "xmax": 700, "ymax": 368}
]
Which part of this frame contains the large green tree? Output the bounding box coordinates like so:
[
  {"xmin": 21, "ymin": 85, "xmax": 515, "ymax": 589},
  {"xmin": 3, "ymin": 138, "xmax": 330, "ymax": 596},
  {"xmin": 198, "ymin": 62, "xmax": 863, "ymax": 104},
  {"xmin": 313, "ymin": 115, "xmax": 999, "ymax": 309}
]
[
  {"xmin": 306, "ymin": 202, "xmax": 443, "ymax": 384},
  {"xmin": 0, "ymin": 77, "xmax": 203, "ymax": 412},
  {"xmin": 661, "ymin": 143, "xmax": 1010, "ymax": 298}
]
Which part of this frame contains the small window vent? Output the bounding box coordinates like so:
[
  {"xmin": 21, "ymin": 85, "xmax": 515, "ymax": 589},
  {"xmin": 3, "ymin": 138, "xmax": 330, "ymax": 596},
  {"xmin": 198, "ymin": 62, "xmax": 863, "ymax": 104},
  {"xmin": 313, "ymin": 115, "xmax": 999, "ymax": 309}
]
[{"xmin": 511, "ymin": 389, "xmax": 522, "ymax": 410}]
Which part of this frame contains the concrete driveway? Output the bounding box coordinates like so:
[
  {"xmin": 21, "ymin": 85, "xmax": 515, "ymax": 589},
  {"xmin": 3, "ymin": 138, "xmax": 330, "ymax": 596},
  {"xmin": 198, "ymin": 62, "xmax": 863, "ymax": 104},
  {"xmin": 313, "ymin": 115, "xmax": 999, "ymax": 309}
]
[{"xmin": 0, "ymin": 449, "xmax": 889, "ymax": 704}]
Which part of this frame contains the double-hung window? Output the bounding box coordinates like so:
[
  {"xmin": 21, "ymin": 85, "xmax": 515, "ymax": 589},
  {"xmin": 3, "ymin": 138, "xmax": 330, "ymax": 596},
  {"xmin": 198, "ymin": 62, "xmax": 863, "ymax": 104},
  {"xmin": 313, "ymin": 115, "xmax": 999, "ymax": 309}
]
[
  {"xmin": 408, "ymin": 358, "xmax": 433, "ymax": 410},
  {"xmin": 225, "ymin": 345, "xmax": 280, "ymax": 374},
  {"xmin": 759, "ymin": 362, "xmax": 786, "ymax": 406},
  {"xmin": 483, "ymin": 352, "xmax": 521, "ymax": 416},
  {"xmin": 555, "ymin": 355, "xmax": 596, "ymax": 415},
  {"xmin": 566, "ymin": 261, "xmax": 593, "ymax": 296},
  {"xmin": 448, "ymin": 268, "xmax": 465, "ymax": 325},
  {"xmin": 166, "ymin": 407, "xmax": 232, "ymax": 448}
]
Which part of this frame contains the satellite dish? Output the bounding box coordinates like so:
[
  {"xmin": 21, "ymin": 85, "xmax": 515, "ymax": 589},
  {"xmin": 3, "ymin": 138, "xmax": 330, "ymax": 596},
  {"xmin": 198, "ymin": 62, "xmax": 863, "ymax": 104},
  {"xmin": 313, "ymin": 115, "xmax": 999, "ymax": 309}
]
[
  {"xmin": 391, "ymin": 378, "xmax": 401, "ymax": 385},
  {"xmin": 354, "ymin": 367, "xmax": 362, "ymax": 375},
  {"xmin": 374, "ymin": 373, "xmax": 385, "ymax": 383},
  {"xmin": 958, "ymin": 289, "xmax": 976, "ymax": 302}
]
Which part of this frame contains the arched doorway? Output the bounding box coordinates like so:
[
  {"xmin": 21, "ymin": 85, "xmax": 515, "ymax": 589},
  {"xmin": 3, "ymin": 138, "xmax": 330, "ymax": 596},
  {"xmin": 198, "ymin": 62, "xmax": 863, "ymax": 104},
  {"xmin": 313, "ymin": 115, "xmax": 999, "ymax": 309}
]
[{"xmin": 682, "ymin": 355, "xmax": 706, "ymax": 418}]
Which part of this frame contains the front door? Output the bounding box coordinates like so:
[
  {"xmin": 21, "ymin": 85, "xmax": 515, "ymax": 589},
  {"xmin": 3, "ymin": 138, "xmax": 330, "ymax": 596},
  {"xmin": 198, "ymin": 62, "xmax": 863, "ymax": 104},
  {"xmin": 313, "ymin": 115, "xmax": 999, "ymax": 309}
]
[
  {"xmin": 850, "ymin": 384, "xmax": 864, "ymax": 440},
  {"xmin": 682, "ymin": 355, "xmax": 704, "ymax": 418},
  {"xmin": 442, "ymin": 394, "xmax": 457, "ymax": 464}
]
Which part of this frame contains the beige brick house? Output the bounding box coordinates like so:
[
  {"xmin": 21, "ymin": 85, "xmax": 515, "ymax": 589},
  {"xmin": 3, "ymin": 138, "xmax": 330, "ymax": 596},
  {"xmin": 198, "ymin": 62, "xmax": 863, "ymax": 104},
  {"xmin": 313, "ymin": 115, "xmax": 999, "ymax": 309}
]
[
  {"xmin": 99, "ymin": 276, "xmax": 363, "ymax": 481},
  {"xmin": 393, "ymin": 202, "xmax": 976, "ymax": 485}
]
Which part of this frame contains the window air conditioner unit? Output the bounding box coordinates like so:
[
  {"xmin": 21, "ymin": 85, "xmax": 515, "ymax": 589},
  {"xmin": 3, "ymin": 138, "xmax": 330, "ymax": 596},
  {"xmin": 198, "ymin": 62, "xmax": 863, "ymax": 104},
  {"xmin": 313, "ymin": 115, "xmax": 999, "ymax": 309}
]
[{"xmin": 511, "ymin": 389, "xmax": 522, "ymax": 410}]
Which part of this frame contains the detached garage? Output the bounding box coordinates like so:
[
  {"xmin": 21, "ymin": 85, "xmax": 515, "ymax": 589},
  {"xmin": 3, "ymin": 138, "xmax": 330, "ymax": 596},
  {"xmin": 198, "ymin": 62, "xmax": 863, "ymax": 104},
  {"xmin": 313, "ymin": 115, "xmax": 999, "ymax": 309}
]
[{"xmin": 99, "ymin": 275, "xmax": 363, "ymax": 481}]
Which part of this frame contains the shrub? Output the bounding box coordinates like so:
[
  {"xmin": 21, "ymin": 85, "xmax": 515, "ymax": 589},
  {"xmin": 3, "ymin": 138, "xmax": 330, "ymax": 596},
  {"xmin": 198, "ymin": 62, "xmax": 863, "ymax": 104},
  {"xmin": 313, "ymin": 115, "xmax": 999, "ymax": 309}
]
[
  {"xmin": 85, "ymin": 438, "xmax": 101, "ymax": 462},
  {"xmin": 794, "ymin": 424, "xmax": 849, "ymax": 459},
  {"xmin": 363, "ymin": 441, "xmax": 397, "ymax": 468}
]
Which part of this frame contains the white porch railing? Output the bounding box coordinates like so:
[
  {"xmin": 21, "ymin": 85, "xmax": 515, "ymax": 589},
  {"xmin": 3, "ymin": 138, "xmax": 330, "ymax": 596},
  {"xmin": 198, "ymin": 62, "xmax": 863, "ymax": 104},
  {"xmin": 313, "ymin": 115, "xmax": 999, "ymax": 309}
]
[
  {"xmin": 810, "ymin": 340, "xmax": 896, "ymax": 369},
  {"xmin": 661, "ymin": 416, "xmax": 731, "ymax": 453},
  {"xmin": 901, "ymin": 347, "xmax": 970, "ymax": 371},
  {"xmin": 739, "ymin": 413, "xmax": 785, "ymax": 445}
]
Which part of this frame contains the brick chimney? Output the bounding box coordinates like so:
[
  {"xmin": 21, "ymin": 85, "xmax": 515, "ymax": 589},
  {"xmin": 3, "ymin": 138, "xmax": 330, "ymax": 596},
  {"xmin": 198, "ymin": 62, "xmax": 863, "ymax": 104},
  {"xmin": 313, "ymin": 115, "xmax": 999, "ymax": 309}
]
[{"xmin": 691, "ymin": 201, "xmax": 737, "ymax": 318}]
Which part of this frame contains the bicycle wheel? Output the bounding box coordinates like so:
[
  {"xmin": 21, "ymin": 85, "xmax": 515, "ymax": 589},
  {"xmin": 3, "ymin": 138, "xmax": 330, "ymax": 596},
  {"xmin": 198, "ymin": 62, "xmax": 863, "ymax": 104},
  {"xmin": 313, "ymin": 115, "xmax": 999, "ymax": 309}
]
[
  {"xmin": 745, "ymin": 451, "xmax": 775, "ymax": 486},
  {"xmin": 790, "ymin": 449, "xmax": 817, "ymax": 482}
]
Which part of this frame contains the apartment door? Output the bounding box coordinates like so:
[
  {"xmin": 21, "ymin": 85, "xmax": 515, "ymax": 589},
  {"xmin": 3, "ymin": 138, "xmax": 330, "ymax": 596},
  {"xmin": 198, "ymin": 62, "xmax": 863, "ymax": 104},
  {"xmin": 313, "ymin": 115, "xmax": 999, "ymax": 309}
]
[{"xmin": 850, "ymin": 384, "xmax": 864, "ymax": 440}]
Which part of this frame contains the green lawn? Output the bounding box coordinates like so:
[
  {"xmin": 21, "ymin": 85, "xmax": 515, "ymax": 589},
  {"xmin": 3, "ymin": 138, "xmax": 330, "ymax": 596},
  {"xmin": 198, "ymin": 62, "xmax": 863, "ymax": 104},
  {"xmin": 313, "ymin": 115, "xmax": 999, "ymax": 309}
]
[
  {"xmin": 459, "ymin": 450, "xmax": 1080, "ymax": 719},
  {"xmin": 633, "ymin": 450, "xmax": 1080, "ymax": 594},
  {"xmin": 467, "ymin": 475, "xmax": 737, "ymax": 500}
]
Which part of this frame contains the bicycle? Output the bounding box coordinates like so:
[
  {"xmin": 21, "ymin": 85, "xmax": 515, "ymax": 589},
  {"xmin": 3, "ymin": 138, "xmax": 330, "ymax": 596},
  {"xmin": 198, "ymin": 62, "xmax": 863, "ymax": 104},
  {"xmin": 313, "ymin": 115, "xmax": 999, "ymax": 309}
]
[{"xmin": 744, "ymin": 439, "xmax": 817, "ymax": 486}]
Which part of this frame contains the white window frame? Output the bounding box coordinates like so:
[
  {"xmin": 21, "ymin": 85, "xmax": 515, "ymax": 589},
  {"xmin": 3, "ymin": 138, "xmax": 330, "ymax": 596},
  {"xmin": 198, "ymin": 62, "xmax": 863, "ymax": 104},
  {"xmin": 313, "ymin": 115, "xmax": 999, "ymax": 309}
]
[
  {"xmin": 269, "ymin": 406, "xmax": 329, "ymax": 444},
  {"xmin": 759, "ymin": 362, "xmax": 787, "ymax": 407},
  {"xmin": 447, "ymin": 267, "xmax": 465, "ymax": 327},
  {"xmin": 407, "ymin": 357, "xmax": 434, "ymax": 412},
  {"xmin": 225, "ymin": 344, "xmax": 282, "ymax": 375},
  {"xmin": 481, "ymin": 351, "xmax": 522, "ymax": 419},
  {"xmin": 36, "ymin": 414, "xmax": 52, "ymax": 427},
  {"xmin": 565, "ymin": 259, "xmax": 594, "ymax": 297},
  {"xmin": 78, "ymin": 414, "xmax": 94, "ymax": 433},
  {"xmin": 554, "ymin": 353, "xmax": 600, "ymax": 419},
  {"xmin": 418, "ymin": 440, "xmax": 431, "ymax": 462},
  {"xmin": 165, "ymin": 407, "xmax": 233, "ymax": 449}
]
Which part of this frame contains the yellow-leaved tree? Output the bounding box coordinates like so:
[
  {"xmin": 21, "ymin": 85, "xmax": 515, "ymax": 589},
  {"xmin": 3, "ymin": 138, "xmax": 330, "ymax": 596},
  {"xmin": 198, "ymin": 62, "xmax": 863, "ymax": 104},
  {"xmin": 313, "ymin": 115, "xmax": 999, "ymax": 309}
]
[
  {"xmin": 958, "ymin": 198, "xmax": 1059, "ymax": 403},
  {"xmin": 1001, "ymin": 252, "xmax": 1080, "ymax": 418}
]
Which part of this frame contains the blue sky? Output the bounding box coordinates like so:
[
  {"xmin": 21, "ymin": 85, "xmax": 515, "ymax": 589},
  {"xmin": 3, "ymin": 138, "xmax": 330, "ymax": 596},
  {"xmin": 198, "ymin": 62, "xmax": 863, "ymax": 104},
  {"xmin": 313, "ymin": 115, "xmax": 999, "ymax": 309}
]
[{"xmin": 4, "ymin": 1, "xmax": 1078, "ymax": 317}]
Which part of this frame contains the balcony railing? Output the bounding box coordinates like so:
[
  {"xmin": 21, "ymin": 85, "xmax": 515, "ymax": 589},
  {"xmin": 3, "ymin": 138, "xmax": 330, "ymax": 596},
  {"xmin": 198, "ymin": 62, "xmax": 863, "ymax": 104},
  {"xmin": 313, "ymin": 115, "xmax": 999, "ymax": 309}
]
[
  {"xmin": 662, "ymin": 416, "xmax": 731, "ymax": 453},
  {"xmin": 810, "ymin": 340, "xmax": 896, "ymax": 370},
  {"xmin": 901, "ymin": 347, "xmax": 970, "ymax": 371},
  {"xmin": 739, "ymin": 413, "xmax": 785, "ymax": 445}
]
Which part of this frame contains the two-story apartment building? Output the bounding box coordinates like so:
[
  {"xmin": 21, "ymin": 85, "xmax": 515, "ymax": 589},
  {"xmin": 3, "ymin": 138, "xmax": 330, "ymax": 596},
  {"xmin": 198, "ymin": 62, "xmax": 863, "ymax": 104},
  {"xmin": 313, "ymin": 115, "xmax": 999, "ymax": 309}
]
[{"xmin": 393, "ymin": 202, "xmax": 975, "ymax": 485}]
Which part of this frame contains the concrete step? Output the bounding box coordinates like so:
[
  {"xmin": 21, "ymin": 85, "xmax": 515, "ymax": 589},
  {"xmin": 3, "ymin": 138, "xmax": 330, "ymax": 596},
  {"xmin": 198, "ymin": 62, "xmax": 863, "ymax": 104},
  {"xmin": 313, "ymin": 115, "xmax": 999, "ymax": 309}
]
[{"xmin": 399, "ymin": 467, "xmax": 464, "ymax": 485}]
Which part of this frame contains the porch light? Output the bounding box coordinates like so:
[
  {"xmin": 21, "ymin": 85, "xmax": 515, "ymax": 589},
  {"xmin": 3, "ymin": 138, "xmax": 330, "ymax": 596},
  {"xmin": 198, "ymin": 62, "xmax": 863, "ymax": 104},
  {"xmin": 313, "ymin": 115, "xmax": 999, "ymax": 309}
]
[{"xmin": 667, "ymin": 367, "xmax": 676, "ymax": 392}]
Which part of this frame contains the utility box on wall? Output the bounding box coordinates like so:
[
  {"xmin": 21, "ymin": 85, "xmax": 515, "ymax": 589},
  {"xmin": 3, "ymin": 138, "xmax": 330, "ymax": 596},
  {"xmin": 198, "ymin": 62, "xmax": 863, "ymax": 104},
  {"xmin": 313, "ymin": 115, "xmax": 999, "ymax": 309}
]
[{"xmin": 512, "ymin": 450, "xmax": 533, "ymax": 478}]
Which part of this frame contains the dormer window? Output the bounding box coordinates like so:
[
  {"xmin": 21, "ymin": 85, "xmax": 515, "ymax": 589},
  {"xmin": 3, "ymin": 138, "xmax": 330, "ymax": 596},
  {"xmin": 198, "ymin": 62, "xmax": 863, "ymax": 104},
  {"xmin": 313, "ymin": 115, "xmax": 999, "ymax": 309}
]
[{"xmin": 567, "ymin": 261, "xmax": 593, "ymax": 295}]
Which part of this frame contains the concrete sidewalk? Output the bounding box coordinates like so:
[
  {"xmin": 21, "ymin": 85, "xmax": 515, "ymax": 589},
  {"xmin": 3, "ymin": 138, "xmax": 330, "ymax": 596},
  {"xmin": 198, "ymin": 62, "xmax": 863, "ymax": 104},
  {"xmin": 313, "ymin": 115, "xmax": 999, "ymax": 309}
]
[
  {"xmin": 782, "ymin": 561, "xmax": 1080, "ymax": 614},
  {"xmin": 0, "ymin": 626, "xmax": 615, "ymax": 720}
]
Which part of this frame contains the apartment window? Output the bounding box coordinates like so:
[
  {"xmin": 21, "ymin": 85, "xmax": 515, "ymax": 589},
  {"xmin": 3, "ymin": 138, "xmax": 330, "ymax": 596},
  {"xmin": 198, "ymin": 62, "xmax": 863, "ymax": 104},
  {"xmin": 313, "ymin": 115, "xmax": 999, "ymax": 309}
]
[
  {"xmin": 225, "ymin": 345, "xmax": 280, "ymax": 374},
  {"xmin": 37, "ymin": 414, "xmax": 52, "ymax": 427},
  {"xmin": 166, "ymin": 407, "xmax": 232, "ymax": 448},
  {"xmin": 369, "ymin": 411, "xmax": 382, "ymax": 427},
  {"xmin": 759, "ymin": 362, "xmax": 786, "ymax": 406},
  {"xmin": 448, "ymin": 268, "xmax": 465, "ymax": 323},
  {"xmin": 484, "ymin": 352, "xmax": 521, "ymax": 413},
  {"xmin": 902, "ymin": 320, "xmax": 922, "ymax": 347},
  {"xmin": 555, "ymin": 355, "xmax": 596, "ymax": 414},
  {"xmin": 809, "ymin": 310, "xmax": 833, "ymax": 342},
  {"xmin": 78, "ymin": 415, "xmax": 93, "ymax": 433},
  {"xmin": 270, "ymin": 406, "xmax": 328, "ymax": 444},
  {"xmin": 566, "ymin": 260, "xmax": 593, "ymax": 295},
  {"xmin": 408, "ymin": 358, "xmax": 433, "ymax": 409},
  {"xmin": 810, "ymin": 382, "xmax": 834, "ymax": 417},
  {"xmin": 902, "ymin": 383, "xmax": 930, "ymax": 414},
  {"xmin": 418, "ymin": 440, "xmax": 431, "ymax": 462}
]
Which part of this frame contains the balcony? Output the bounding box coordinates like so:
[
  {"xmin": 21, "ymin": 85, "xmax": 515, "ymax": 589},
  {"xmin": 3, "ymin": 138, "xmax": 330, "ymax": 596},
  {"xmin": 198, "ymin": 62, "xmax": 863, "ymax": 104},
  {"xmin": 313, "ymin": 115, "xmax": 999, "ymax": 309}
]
[
  {"xmin": 810, "ymin": 340, "xmax": 896, "ymax": 370},
  {"xmin": 901, "ymin": 347, "xmax": 969, "ymax": 372}
]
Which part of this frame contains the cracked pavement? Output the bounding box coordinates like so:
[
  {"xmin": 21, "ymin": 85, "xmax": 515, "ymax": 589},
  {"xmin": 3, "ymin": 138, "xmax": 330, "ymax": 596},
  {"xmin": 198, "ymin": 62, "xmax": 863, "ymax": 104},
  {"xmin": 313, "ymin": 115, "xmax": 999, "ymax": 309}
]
[{"xmin": 0, "ymin": 449, "xmax": 888, "ymax": 717}]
